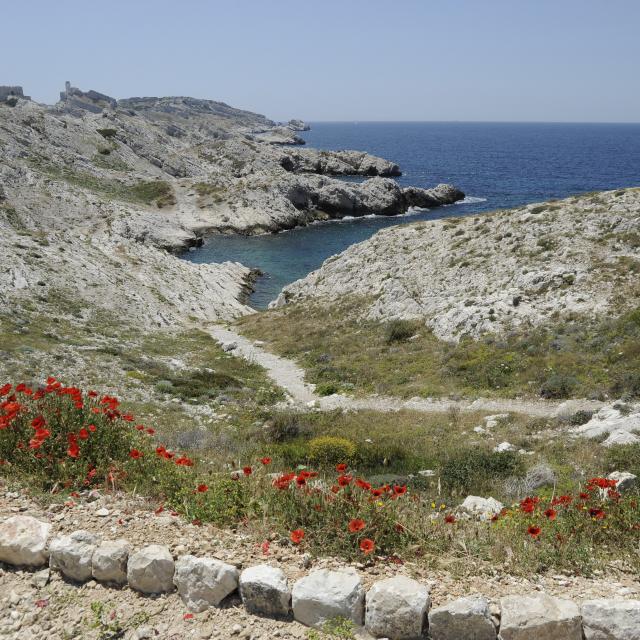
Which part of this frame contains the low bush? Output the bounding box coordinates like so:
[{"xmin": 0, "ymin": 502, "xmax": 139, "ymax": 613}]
[
  {"xmin": 539, "ymin": 373, "xmax": 579, "ymax": 399},
  {"xmin": 308, "ymin": 436, "xmax": 357, "ymax": 467},
  {"xmin": 385, "ymin": 319, "xmax": 417, "ymax": 344},
  {"xmin": 440, "ymin": 449, "xmax": 523, "ymax": 493}
]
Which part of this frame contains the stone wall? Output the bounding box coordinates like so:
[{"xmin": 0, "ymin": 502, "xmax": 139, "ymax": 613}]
[
  {"xmin": 0, "ymin": 86, "xmax": 30, "ymax": 103},
  {"xmin": 0, "ymin": 515, "xmax": 639, "ymax": 639}
]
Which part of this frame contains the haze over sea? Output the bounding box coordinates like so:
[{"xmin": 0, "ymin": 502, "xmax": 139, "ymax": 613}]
[{"xmin": 184, "ymin": 121, "xmax": 640, "ymax": 308}]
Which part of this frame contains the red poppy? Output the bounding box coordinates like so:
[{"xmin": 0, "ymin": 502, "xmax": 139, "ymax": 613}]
[
  {"xmin": 175, "ymin": 456, "xmax": 193, "ymax": 466},
  {"xmin": 520, "ymin": 496, "xmax": 539, "ymax": 513},
  {"xmin": 154, "ymin": 504, "xmax": 164, "ymax": 515},
  {"xmin": 336, "ymin": 463, "xmax": 348, "ymax": 472},
  {"xmin": 78, "ymin": 428, "xmax": 89, "ymax": 440},
  {"xmin": 527, "ymin": 526, "xmax": 541, "ymax": 539},
  {"xmin": 243, "ymin": 466, "xmax": 253, "ymax": 476},
  {"xmin": 260, "ymin": 457, "xmax": 272, "ymax": 465},
  {"xmin": 331, "ymin": 485, "xmax": 341, "ymax": 494},
  {"xmin": 197, "ymin": 484, "xmax": 208, "ymax": 493},
  {"xmin": 337, "ymin": 474, "xmax": 352, "ymax": 487},
  {"xmin": 290, "ymin": 529, "xmax": 305, "ymax": 544},
  {"xmin": 0, "ymin": 383, "xmax": 11, "ymax": 396},
  {"xmin": 129, "ymin": 449, "xmax": 143, "ymax": 459},
  {"xmin": 589, "ymin": 508, "xmax": 606, "ymax": 520},
  {"xmin": 348, "ymin": 518, "xmax": 366, "ymax": 533},
  {"xmin": 579, "ymin": 492, "xmax": 589, "ymax": 500},
  {"xmin": 359, "ymin": 538, "xmax": 375, "ymax": 555},
  {"xmin": 88, "ymin": 390, "xmax": 98, "ymax": 398},
  {"xmin": 146, "ymin": 428, "xmax": 155, "ymax": 435},
  {"xmin": 371, "ymin": 488, "xmax": 383, "ymax": 497},
  {"xmin": 296, "ymin": 476, "xmax": 307, "ymax": 487},
  {"xmin": 544, "ymin": 508, "xmax": 557, "ymax": 521},
  {"xmin": 444, "ymin": 514, "xmax": 456, "ymax": 524},
  {"xmin": 183, "ymin": 613, "xmax": 194, "ymax": 620},
  {"xmin": 135, "ymin": 424, "xmax": 145, "ymax": 431},
  {"xmin": 355, "ymin": 478, "xmax": 371, "ymax": 491},
  {"xmin": 31, "ymin": 416, "xmax": 46, "ymax": 429},
  {"xmin": 261, "ymin": 540, "xmax": 270, "ymax": 555},
  {"xmin": 393, "ymin": 485, "xmax": 407, "ymax": 496}
]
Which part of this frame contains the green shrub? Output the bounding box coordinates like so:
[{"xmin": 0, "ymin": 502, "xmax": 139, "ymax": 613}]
[
  {"xmin": 316, "ymin": 382, "xmax": 339, "ymax": 396},
  {"xmin": 385, "ymin": 319, "xmax": 417, "ymax": 344},
  {"xmin": 440, "ymin": 449, "xmax": 523, "ymax": 493},
  {"xmin": 540, "ymin": 374, "xmax": 579, "ymax": 399},
  {"xmin": 308, "ymin": 436, "xmax": 357, "ymax": 466},
  {"xmin": 128, "ymin": 181, "xmax": 176, "ymax": 208}
]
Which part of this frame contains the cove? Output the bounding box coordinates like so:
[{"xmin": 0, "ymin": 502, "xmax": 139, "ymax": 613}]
[{"xmin": 181, "ymin": 122, "xmax": 640, "ymax": 309}]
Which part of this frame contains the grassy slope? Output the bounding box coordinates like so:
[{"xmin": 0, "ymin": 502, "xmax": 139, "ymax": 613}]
[{"xmin": 236, "ymin": 297, "xmax": 640, "ymax": 401}]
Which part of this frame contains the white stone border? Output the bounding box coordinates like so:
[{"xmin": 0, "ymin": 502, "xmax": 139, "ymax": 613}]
[{"xmin": 1, "ymin": 516, "xmax": 639, "ymax": 639}]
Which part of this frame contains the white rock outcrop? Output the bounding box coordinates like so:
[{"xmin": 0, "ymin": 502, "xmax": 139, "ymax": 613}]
[
  {"xmin": 127, "ymin": 545, "xmax": 175, "ymax": 594},
  {"xmin": 174, "ymin": 555, "xmax": 239, "ymax": 612},
  {"xmin": 607, "ymin": 471, "xmax": 637, "ymax": 492},
  {"xmin": 459, "ymin": 496, "xmax": 503, "ymax": 521},
  {"xmin": 365, "ymin": 576, "xmax": 430, "ymax": 640},
  {"xmin": 240, "ymin": 564, "xmax": 291, "ymax": 618},
  {"xmin": 292, "ymin": 568, "xmax": 365, "ymax": 629},
  {"xmin": 499, "ymin": 593, "xmax": 582, "ymax": 640},
  {"xmin": 91, "ymin": 539, "xmax": 130, "ymax": 585},
  {"xmin": 0, "ymin": 516, "xmax": 51, "ymax": 567},
  {"xmin": 581, "ymin": 599, "xmax": 640, "ymax": 640},
  {"xmin": 572, "ymin": 405, "xmax": 640, "ymax": 440},
  {"xmin": 428, "ymin": 595, "xmax": 496, "ymax": 640},
  {"xmin": 49, "ymin": 530, "xmax": 99, "ymax": 582}
]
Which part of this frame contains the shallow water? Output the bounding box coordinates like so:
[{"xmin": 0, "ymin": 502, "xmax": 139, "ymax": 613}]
[{"xmin": 182, "ymin": 122, "xmax": 640, "ymax": 308}]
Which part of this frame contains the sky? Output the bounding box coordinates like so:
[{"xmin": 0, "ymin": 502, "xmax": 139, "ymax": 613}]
[{"xmin": 2, "ymin": 0, "xmax": 639, "ymax": 122}]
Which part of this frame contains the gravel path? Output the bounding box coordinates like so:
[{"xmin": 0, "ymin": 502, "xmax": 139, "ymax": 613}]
[{"xmin": 210, "ymin": 326, "xmax": 603, "ymax": 417}]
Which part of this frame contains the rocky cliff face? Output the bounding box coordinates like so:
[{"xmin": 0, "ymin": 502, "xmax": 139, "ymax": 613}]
[
  {"xmin": 0, "ymin": 83, "xmax": 462, "ymax": 330},
  {"xmin": 272, "ymin": 188, "xmax": 640, "ymax": 340}
]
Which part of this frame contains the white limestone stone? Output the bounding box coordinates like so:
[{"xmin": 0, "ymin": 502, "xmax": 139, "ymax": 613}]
[
  {"xmin": 0, "ymin": 516, "xmax": 51, "ymax": 567},
  {"xmin": 174, "ymin": 555, "xmax": 239, "ymax": 612},
  {"xmin": 92, "ymin": 539, "xmax": 130, "ymax": 585},
  {"xmin": 582, "ymin": 599, "xmax": 640, "ymax": 640},
  {"xmin": 240, "ymin": 564, "xmax": 291, "ymax": 618},
  {"xmin": 49, "ymin": 530, "xmax": 99, "ymax": 582},
  {"xmin": 429, "ymin": 595, "xmax": 496, "ymax": 640},
  {"xmin": 127, "ymin": 544, "xmax": 175, "ymax": 594}
]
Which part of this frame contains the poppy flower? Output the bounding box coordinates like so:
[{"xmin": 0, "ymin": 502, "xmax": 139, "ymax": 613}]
[
  {"xmin": 371, "ymin": 488, "xmax": 383, "ymax": 497},
  {"xmin": 290, "ymin": 529, "xmax": 305, "ymax": 544},
  {"xmin": 393, "ymin": 485, "xmax": 407, "ymax": 496},
  {"xmin": 348, "ymin": 518, "xmax": 366, "ymax": 533},
  {"xmin": 67, "ymin": 442, "xmax": 80, "ymax": 459},
  {"xmin": 78, "ymin": 428, "xmax": 89, "ymax": 440},
  {"xmin": 444, "ymin": 514, "xmax": 456, "ymax": 524},
  {"xmin": 337, "ymin": 474, "xmax": 352, "ymax": 487},
  {"xmin": 330, "ymin": 485, "xmax": 341, "ymax": 494},
  {"xmin": 355, "ymin": 478, "xmax": 371, "ymax": 491},
  {"xmin": 527, "ymin": 526, "xmax": 541, "ymax": 539},
  {"xmin": 544, "ymin": 508, "xmax": 557, "ymax": 520},
  {"xmin": 146, "ymin": 428, "xmax": 155, "ymax": 435},
  {"xmin": 135, "ymin": 424, "xmax": 145, "ymax": 431},
  {"xmin": 183, "ymin": 613, "xmax": 194, "ymax": 620},
  {"xmin": 336, "ymin": 463, "xmax": 348, "ymax": 472},
  {"xmin": 154, "ymin": 504, "xmax": 164, "ymax": 515},
  {"xmin": 589, "ymin": 508, "xmax": 606, "ymax": 520},
  {"xmin": 129, "ymin": 449, "xmax": 143, "ymax": 459},
  {"xmin": 175, "ymin": 456, "xmax": 194, "ymax": 466},
  {"xmin": 261, "ymin": 540, "xmax": 270, "ymax": 555},
  {"xmin": 260, "ymin": 457, "xmax": 272, "ymax": 465},
  {"xmin": 359, "ymin": 538, "xmax": 375, "ymax": 555},
  {"xmin": 31, "ymin": 416, "xmax": 46, "ymax": 429},
  {"xmin": 197, "ymin": 484, "xmax": 208, "ymax": 493},
  {"xmin": 0, "ymin": 383, "xmax": 11, "ymax": 396},
  {"xmin": 88, "ymin": 424, "xmax": 96, "ymax": 432},
  {"xmin": 296, "ymin": 476, "xmax": 307, "ymax": 487},
  {"xmin": 88, "ymin": 390, "xmax": 98, "ymax": 398},
  {"xmin": 243, "ymin": 466, "xmax": 253, "ymax": 476}
]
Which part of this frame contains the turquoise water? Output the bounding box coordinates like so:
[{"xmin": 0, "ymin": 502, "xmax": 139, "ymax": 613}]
[{"xmin": 183, "ymin": 122, "xmax": 640, "ymax": 308}]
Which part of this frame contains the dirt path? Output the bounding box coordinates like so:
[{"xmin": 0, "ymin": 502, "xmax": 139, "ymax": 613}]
[{"xmin": 210, "ymin": 325, "xmax": 604, "ymax": 417}]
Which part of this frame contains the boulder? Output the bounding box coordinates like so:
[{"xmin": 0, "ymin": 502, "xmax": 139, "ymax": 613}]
[
  {"xmin": 0, "ymin": 516, "xmax": 51, "ymax": 567},
  {"xmin": 365, "ymin": 576, "xmax": 430, "ymax": 640},
  {"xmin": 429, "ymin": 595, "xmax": 496, "ymax": 640},
  {"xmin": 174, "ymin": 555, "xmax": 239, "ymax": 612},
  {"xmin": 499, "ymin": 593, "xmax": 581, "ymax": 640},
  {"xmin": 459, "ymin": 496, "xmax": 503, "ymax": 521},
  {"xmin": 92, "ymin": 539, "xmax": 130, "ymax": 585},
  {"xmin": 239, "ymin": 564, "xmax": 291, "ymax": 618},
  {"xmin": 607, "ymin": 471, "xmax": 637, "ymax": 492},
  {"xmin": 402, "ymin": 183, "xmax": 465, "ymax": 209},
  {"xmin": 603, "ymin": 430, "xmax": 639, "ymax": 447},
  {"xmin": 292, "ymin": 568, "xmax": 365, "ymax": 629},
  {"xmin": 582, "ymin": 599, "xmax": 640, "ymax": 640},
  {"xmin": 127, "ymin": 545, "xmax": 175, "ymax": 594},
  {"xmin": 49, "ymin": 530, "xmax": 99, "ymax": 582}
]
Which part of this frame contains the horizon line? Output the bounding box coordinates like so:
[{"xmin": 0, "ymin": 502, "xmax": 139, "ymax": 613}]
[{"xmin": 295, "ymin": 119, "xmax": 640, "ymax": 125}]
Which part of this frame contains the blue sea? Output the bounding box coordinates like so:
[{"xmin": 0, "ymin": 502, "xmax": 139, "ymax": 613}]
[{"xmin": 183, "ymin": 122, "xmax": 640, "ymax": 308}]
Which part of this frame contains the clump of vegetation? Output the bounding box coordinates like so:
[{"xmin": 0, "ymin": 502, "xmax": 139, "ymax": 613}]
[
  {"xmin": 128, "ymin": 180, "xmax": 176, "ymax": 208},
  {"xmin": 385, "ymin": 319, "xmax": 418, "ymax": 343},
  {"xmin": 308, "ymin": 436, "xmax": 357, "ymax": 466},
  {"xmin": 96, "ymin": 128, "xmax": 117, "ymax": 139}
]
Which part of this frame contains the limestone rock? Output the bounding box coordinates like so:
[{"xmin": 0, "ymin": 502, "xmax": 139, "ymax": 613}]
[
  {"xmin": 92, "ymin": 539, "xmax": 130, "ymax": 585},
  {"xmin": 459, "ymin": 496, "xmax": 503, "ymax": 521},
  {"xmin": 127, "ymin": 545, "xmax": 175, "ymax": 594},
  {"xmin": 582, "ymin": 599, "xmax": 640, "ymax": 640},
  {"xmin": 429, "ymin": 595, "xmax": 496, "ymax": 640},
  {"xmin": 49, "ymin": 530, "xmax": 99, "ymax": 582},
  {"xmin": 0, "ymin": 516, "xmax": 51, "ymax": 567},
  {"xmin": 174, "ymin": 555, "xmax": 239, "ymax": 612},
  {"xmin": 607, "ymin": 471, "xmax": 637, "ymax": 492},
  {"xmin": 603, "ymin": 430, "xmax": 640, "ymax": 447},
  {"xmin": 239, "ymin": 564, "xmax": 291, "ymax": 618},
  {"xmin": 499, "ymin": 593, "xmax": 582, "ymax": 640},
  {"xmin": 292, "ymin": 568, "xmax": 365, "ymax": 629},
  {"xmin": 365, "ymin": 576, "xmax": 429, "ymax": 640},
  {"xmin": 524, "ymin": 464, "xmax": 556, "ymax": 490}
]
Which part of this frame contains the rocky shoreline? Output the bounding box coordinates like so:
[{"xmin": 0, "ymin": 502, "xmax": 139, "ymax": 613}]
[{"xmin": 0, "ymin": 81, "xmax": 463, "ymax": 329}]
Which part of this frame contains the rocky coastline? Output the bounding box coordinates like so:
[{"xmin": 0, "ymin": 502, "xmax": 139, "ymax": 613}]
[{"xmin": 0, "ymin": 81, "xmax": 463, "ymax": 330}]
